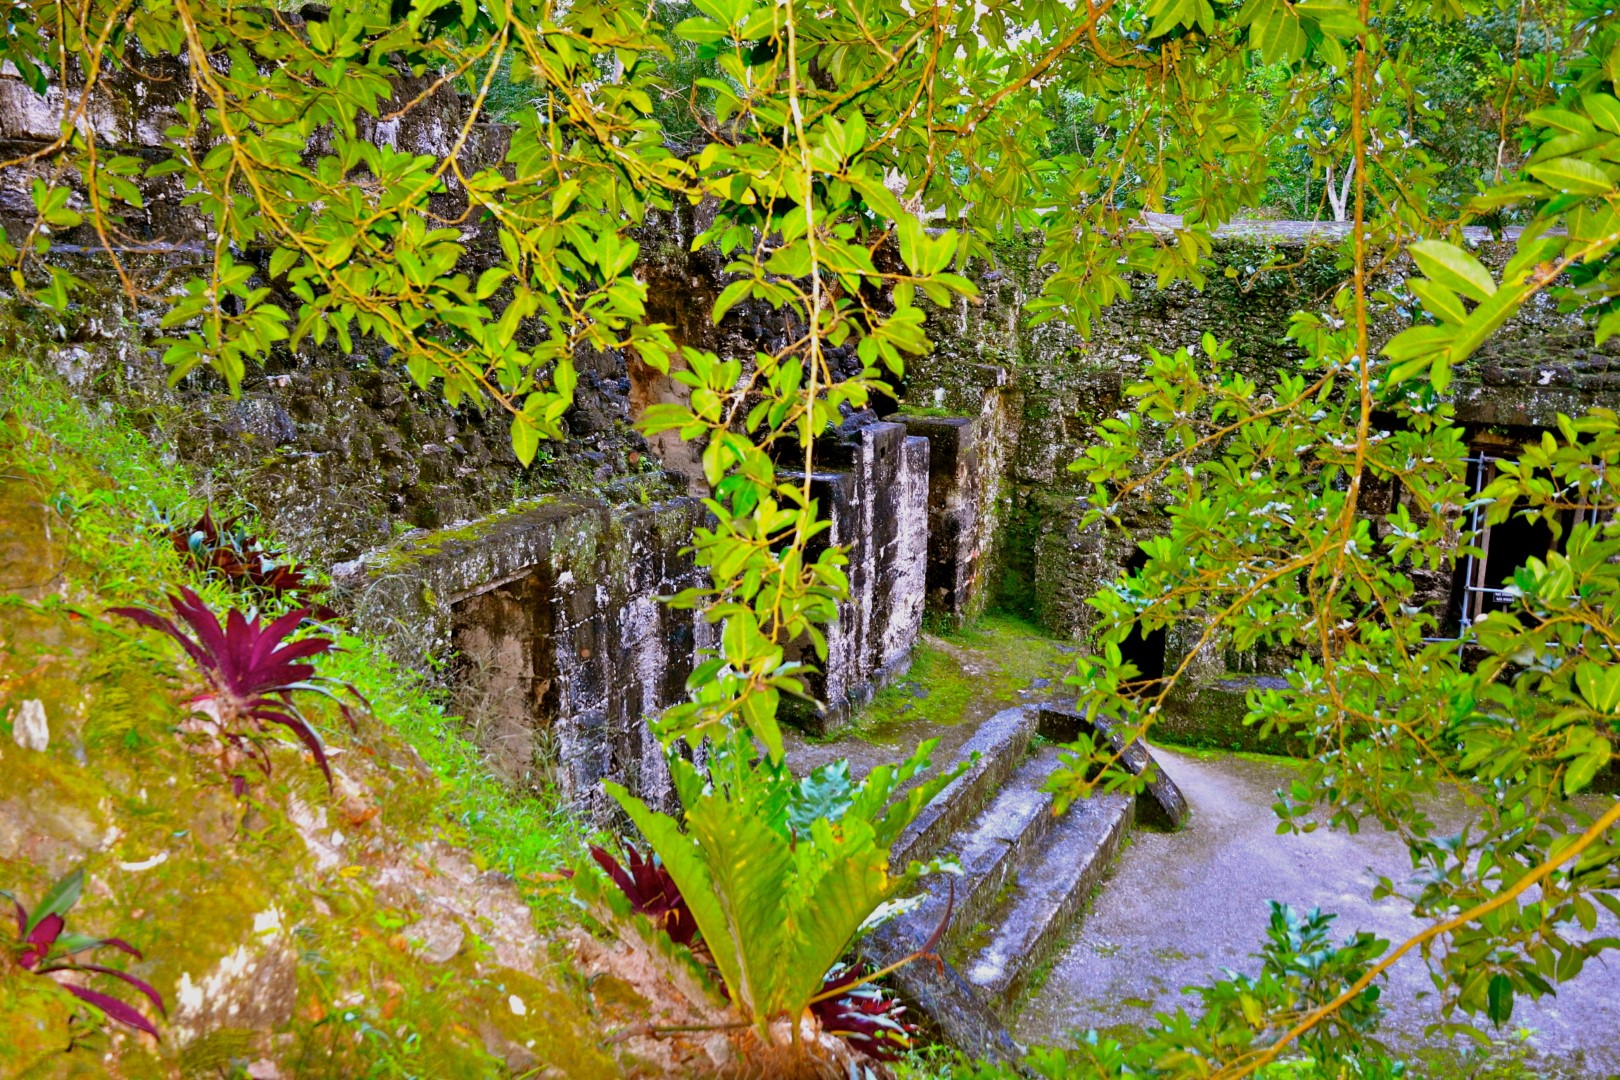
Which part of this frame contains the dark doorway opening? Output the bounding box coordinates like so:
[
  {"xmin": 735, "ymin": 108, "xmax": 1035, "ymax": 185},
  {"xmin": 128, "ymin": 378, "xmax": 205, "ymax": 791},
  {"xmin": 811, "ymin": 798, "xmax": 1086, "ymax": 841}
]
[
  {"xmin": 1117, "ymin": 549, "xmax": 1168, "ymax": 692},
  {"xmin": 1472, "ymin": 508, "xmax": 1552, "ymax": 615},
  {"xmin": 1450, "ymin": 451, "xmax": 1560, "ymax": 633}
]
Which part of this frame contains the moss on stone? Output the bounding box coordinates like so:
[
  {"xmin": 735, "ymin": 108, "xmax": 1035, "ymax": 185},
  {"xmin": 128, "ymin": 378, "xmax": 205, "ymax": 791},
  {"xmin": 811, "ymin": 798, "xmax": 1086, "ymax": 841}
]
[{"xmin": 842, "ymin": 612, "xmax": 1077, "ymax": 746}]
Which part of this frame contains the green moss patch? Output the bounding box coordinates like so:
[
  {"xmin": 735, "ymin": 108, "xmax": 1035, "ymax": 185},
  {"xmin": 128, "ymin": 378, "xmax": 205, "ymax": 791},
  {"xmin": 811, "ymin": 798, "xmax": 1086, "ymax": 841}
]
[{"xmin": 847, "ymin": 613, "xmax": 1078, "ymax": 747}]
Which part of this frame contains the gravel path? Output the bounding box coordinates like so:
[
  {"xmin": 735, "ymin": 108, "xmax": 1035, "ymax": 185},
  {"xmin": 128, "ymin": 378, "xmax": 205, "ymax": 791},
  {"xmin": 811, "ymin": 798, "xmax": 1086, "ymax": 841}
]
[{"xmin": 1013, "ymin": 747, "xmax": 1620, "ymax": 1078}]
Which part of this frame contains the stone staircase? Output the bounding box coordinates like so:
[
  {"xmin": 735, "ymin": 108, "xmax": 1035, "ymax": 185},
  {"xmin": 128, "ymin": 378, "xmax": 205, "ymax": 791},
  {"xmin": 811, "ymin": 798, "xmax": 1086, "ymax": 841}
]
[{"xmin": 858, "ymin": 703, "xmax": 1187, "ymax": 1063}]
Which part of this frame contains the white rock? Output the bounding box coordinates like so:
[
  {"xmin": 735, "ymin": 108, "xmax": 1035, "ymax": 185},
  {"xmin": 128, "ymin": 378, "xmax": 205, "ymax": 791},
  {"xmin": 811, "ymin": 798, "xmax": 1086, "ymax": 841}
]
[{"xmin": 12, "ymin": 699, "xmax": 48, "ymax": 751}]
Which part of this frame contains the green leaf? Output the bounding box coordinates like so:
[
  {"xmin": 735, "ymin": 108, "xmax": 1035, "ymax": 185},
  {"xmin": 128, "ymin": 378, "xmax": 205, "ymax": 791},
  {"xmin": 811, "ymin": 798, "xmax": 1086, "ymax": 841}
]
[
  {"xmin": 789, "ymin": 761, "xmax": 855, "ymax": 833},
  {"xmin": 1245, "ymin": 0, "xmax": 1307, "ymax": 64},
  {"xmin": 1486, "ymin": 973, "xmax": 1514, "ymax": 1027},
  {"xmin": 1296, "ymin": 0, "xmax": 1363, "ymax": 35},
  {"xmin": 1409, "ymin": 279, "xmax": 1466, "ymax": 325},
  {"xmin": 683, "ymin": 779, "xmax": 794, "ymax": 1020},
  {"xmin": 712, "ymin": 280, "xmax": 752, "ymax": 325},
  {"xmin": 1382, "ymin": 324, "xmax": 1454, "ymax": 363},
  {"xmin": 552, "ymin": 179, "xmax": 581, "ymax": 219},
  {"xmin": 26, "ymin": 869, "xmax": 84, "ymax": 936},
  {"xmin": 1528, "ymin": 157, "xmax": 1615, "ymax": 197},
  {"xmin": 1409, "ymin": 241, "xmax": 1496, "ymax": 303},
  {"xmin": 606, "ymin": 782, "xmax": 745, "ymax": 1002},
  {"xmin": 1526, "ymin": 107, "xmax": 1595, "ymax": 135},
  {"xmin": 1575, "ymin": 662, "xmax": 1620, "ymax": 713},
  {"xmin": 269, "ymin": 247, "xmax": 300, "ymax": 280},
  {"xmin": 511, "ymin": 415, "xmax": 541, "ymax": 466},
  {"xmin": 475, "ymin": 267, "xmax": 509, "ymax": 300},
  {"xmin": 1582, "ymin": 93, "xmax": 1620, "ymax": 135}
]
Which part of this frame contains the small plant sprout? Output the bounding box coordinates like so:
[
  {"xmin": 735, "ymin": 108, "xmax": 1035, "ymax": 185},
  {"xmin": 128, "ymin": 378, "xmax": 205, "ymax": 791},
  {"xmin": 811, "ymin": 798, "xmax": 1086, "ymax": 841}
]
[
  {"xmin": 110, "ymin": 588, "xmax": 362, "ymax": 793},
  {"xmin": 3, "ymin": 869, "xmax": 165, "ymax": 1039}
]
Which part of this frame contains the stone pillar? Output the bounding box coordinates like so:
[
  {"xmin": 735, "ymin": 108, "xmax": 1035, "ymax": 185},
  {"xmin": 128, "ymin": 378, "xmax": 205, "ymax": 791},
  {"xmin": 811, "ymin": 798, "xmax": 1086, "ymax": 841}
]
[
  {"xmin": 786, "ymin": 419, "xmax": 929, "ymax": 732},
  {"xmin": 896, "ymin": 415, "xmax": 983, "ymax": 625}
]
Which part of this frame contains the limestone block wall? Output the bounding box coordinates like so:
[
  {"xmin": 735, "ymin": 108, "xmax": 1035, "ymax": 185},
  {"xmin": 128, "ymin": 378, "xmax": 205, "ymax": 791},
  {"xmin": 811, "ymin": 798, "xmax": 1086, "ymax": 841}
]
[
  {"xmin": 786, "ymin": 419, "xmax": 930, "ymax": 731},
  {"xmin": 0, "ymin": 57, "xmax": 665, "ymax": 563},
  {"xmin": 896, "ymin": 222, "xmax": 1620, "ymax": 756},
  {"xmin": 334, "ymin": 496, "xmax": 713, "ymax": 820},
  {"xmin": 341, "ymin": 416, "xmax": 929, "ymax": 811}
]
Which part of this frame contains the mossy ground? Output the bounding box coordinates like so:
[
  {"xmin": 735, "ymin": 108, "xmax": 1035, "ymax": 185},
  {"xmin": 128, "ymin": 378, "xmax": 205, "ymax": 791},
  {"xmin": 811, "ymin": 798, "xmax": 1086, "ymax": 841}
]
[
  {"xmin": 0, "ymin": 360, "xmax": 614, "ymax": 1077},
  {"xmin": 846, "ymin": 612, "xmax": 1077, "ymax": 741}
]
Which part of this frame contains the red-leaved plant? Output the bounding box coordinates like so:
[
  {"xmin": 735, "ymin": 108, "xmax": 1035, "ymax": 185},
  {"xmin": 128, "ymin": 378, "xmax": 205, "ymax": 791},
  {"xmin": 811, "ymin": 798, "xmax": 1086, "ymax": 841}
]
[
  {"xmin": 164, "ymin": 509, "xmax": 330, "ymax": 613},
  {"xmin": 586, "ymin": 841, "xmax": 932, "ymax": 1059},
  {"xmin": 589, "ymin": 844, "xmax": 699, "ymax": 949},
  {"xmin": 3, "ymin": 869, "xmax": 165, "ymax": 1039},
  {"xmin": 110, "ymin": 588, "xmax": 360, "ymax": 793},
  {"xmin": 811, "ymin": 963, "xmax": 917, "ymax": 1062}
]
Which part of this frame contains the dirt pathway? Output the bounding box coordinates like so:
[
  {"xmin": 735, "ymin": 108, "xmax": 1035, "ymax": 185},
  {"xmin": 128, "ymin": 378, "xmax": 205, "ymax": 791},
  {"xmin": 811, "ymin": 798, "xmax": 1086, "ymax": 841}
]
[{"xmin": 1014, "ymin": 748, "xmax": 1620, "ymax": 1078}]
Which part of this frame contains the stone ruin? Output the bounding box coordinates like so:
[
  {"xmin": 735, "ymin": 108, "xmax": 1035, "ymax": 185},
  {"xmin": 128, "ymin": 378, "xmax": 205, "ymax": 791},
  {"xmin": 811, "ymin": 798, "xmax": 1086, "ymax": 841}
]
[{"xmin": 3, "ymin": 57, "xmax": 1616, "ymax": 818}]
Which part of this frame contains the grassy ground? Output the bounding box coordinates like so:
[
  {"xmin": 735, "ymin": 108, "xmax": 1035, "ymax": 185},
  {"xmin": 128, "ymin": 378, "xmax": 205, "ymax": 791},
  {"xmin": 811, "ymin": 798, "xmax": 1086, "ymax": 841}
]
[
  {"xmin": 0, "ymin": 359, "xmax": 609, "ymax": 1076},
  {"xmin": 850, "ymin": 612, "xmax": 1078, "ymax": 736}
]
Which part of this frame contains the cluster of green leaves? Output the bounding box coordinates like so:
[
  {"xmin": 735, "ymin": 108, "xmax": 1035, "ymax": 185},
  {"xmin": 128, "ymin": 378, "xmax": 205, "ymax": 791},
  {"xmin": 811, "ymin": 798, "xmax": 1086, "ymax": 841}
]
[
  {"xmin": 3, "ymin": 0, "xmax": 687, "ymax": 462},
  {"xmin": 602, "ymin": 733, "xmax": 962, "ymax": 1035},
  {"xmin": 1043, "ymin": 4, "xmax": 1620, "ymax": 1073}
]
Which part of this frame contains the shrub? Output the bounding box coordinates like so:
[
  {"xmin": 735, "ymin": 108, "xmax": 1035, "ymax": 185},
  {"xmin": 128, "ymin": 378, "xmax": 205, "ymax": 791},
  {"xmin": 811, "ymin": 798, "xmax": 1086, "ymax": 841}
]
[
  {"xmin": 162, "ymin": 508, "xmax": 330, "ymax": 613},
  {"xmin": 605, "ymin": 732, "xmax": 964, "ymax": 1041}
]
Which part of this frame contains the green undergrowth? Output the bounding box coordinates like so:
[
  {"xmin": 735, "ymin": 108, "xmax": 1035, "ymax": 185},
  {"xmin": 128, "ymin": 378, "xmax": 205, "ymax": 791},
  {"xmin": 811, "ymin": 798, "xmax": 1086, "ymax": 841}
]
[
  {"xmin": 0, "ymin": 357, "xmax": 587, "ymax": 918},
  {"xmin": 0, "ymin": 359, "xmax": 607, "ymax": 1076}
]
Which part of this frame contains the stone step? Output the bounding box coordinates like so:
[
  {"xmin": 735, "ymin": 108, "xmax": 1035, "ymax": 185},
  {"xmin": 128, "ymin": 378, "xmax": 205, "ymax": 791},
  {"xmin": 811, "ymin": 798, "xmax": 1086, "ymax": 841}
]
[
  {"xmin": 888, "ymin": 745, "xmax": 1065, "ymax": 960},
  {"xmin": 958, "ymin": 791, "xmax": 1135, "ymax": 1007},
  {"xmin": 889, "ymin": 704, "xmax": 1040, "ymax": 868},
  {"xmin": 858, "ymin": 702, "xmax": 1183, "ymax": 1064}
]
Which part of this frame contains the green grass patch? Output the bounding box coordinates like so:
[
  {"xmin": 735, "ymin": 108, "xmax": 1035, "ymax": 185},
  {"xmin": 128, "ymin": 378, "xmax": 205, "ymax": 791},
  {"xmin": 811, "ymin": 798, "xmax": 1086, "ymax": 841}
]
[{"xmin": 849, "ymin": 611, "xmax": 1078, "ymax": 741}]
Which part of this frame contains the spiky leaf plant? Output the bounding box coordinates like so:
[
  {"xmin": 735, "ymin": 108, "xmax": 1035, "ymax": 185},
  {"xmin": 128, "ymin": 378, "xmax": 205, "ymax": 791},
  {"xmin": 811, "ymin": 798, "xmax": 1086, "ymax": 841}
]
[
  {"xmin": 606, "ymin": 733, "xmax": 964, "ymax": 1041},
  {"xmin": 110, "ymin": 588, "xmax": 360, "ymax": 791},
  {"xmin": 3, "ymin": 870, "xmax": 164, "ymax": 1039},
  {"xmin": 162, "ymin": 508, "xmax": 330, "ymax": 612}
]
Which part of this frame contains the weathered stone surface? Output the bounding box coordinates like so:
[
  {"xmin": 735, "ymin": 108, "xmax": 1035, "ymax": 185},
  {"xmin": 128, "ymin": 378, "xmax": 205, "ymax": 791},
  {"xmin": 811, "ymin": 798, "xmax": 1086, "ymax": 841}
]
[
  {"xmin": 1037, "ymin": 704, "xmax": 1189, "ymax": 830},
  {"xmin": 785, "ymin": 417, "xmax": 930, "ymax": 732},
  {"xmin": 896, "ymin": 413, "xmax": 998, "ymax": 625},
  {"xmin": 863, "ymin": 701, "xmax": 1184, "ymax": 1055},
  {"xmin": 335, "ymin": 496, "xmax": 712, "ymax": 819},
  {"xmin": 961, "ymin": 792, "xmax": 1133, "ymax": 1006}
]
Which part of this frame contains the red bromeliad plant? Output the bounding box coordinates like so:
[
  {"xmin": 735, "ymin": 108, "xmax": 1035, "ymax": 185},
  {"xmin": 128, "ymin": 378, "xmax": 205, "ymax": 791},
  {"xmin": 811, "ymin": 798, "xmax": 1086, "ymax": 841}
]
[
  {"xmin": 589, "ymin": 844, "xmax": 699, "ymax": 949},
  {"xmin": 164, "ymin": 509, "xmax": 330, "ymax": 613},
  {"xmin": 811, "ymin": 963, "xmax": 917, "ymax": 1062},
  {"xmin": 3, "ymin": 869, "xmax": 164, "ymax": 1039},
  {"xmin": 110, "ymin": 588, "xmax": 360, "ymax": 792}
]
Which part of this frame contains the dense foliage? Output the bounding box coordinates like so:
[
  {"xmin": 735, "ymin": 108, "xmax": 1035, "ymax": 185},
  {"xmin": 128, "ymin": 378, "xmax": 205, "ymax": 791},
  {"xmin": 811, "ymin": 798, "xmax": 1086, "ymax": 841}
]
[
  {"xmin": 607, "ymin": 733, "xmax": 961, "ymax": 1038},
  {"xmin": 3, "ymin": 0, "xmax": 1619, "ymax": 1073}
]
